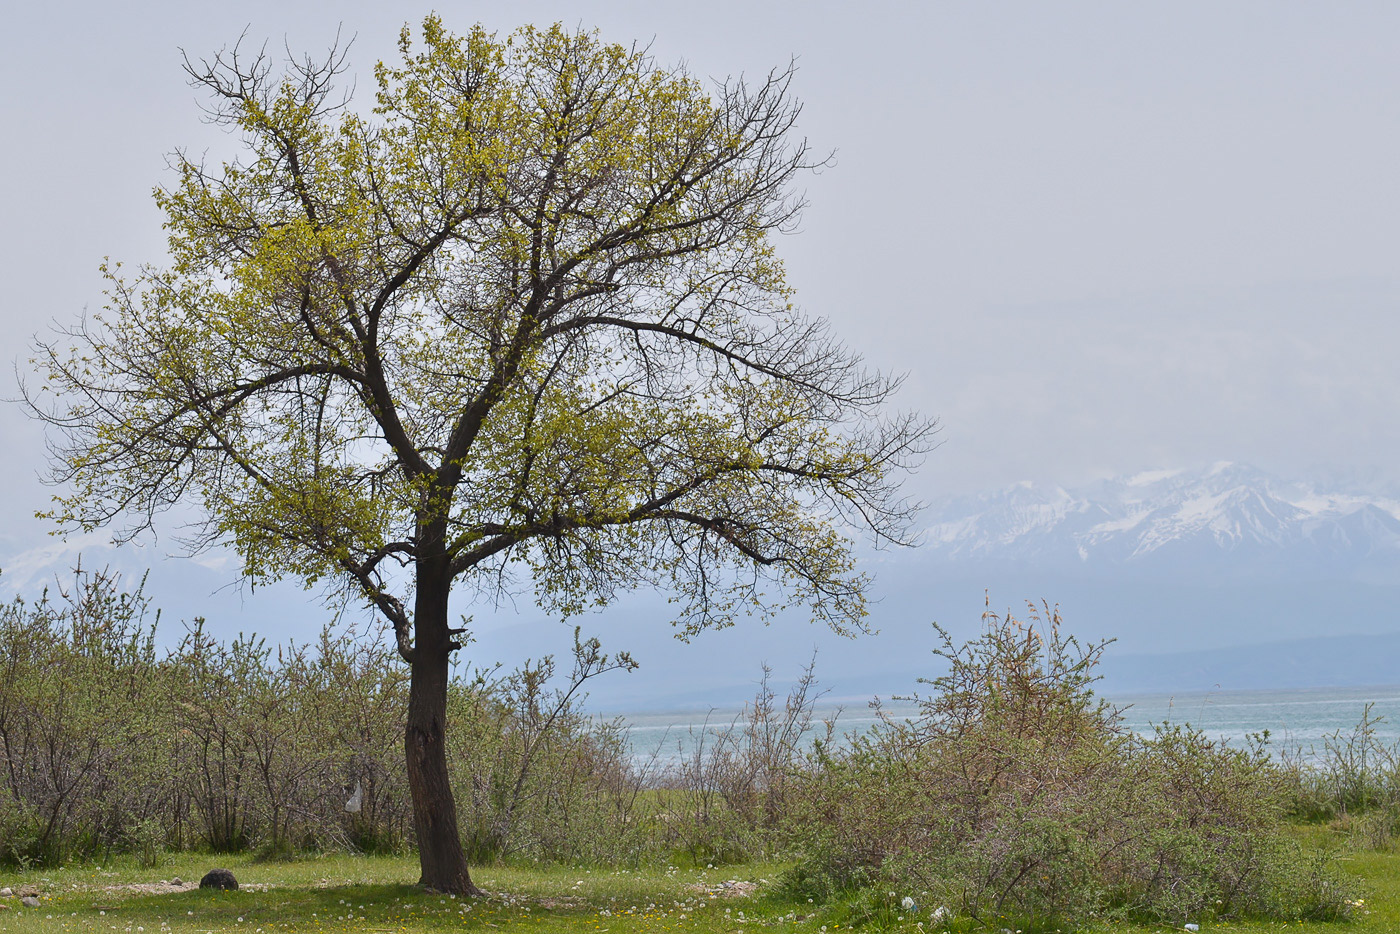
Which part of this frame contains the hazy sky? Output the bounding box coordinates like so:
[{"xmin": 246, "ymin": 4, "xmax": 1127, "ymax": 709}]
[{"xmin": 2, "ymin": 2, "xmax": 1397, "ymax": 658}]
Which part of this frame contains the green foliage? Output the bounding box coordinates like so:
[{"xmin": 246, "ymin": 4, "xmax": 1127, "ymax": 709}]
[
  {"xmin": 0, "ymin": 566, "xmax": 642, "ymax": 868},
  {"xmin": 27, "ymin": 14, "xmax": 933, "ymax": 892},
  {"xmin": 0, "ymin": 564, "xmax": 164, "ymax": 865},
  {"xmin": 30, "ymin": 15, "xmax": 932, "ymax": 653},
  {"xmin": 446, "ymin": 631, "xmax": 650, "ymax": 866},
  {"xmin": 781, "ymin": 603, "xmax": 1356, "ymax": 928},
  {"xmin": 1269, "ymin": 700, "xmax": 1400, "ymax": 867},
  {"xmin": 127, "ymin": 816, "xmax": 167, "ymax": 868},
  {"xmin": 0, "ymin": 564, "xmax": 1365, "ymax": 929},
  {"xmin": 0, "ymin": 846, "xmax": 1387, "ymax": 934}
]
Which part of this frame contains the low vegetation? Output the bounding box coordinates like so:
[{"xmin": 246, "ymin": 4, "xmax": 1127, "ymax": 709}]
[
  {"xmin": 0, "ymin": 844, "xmax": 1389, "ymax": 934},
  {"xmin": 1, "ymin": 566, "xmax": 1396, "ymax": 931}
]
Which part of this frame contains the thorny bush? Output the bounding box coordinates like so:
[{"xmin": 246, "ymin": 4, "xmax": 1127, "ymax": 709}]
[{"xmin": 781, "ymin": 602, "xmax": 1356, "ymax": 928}]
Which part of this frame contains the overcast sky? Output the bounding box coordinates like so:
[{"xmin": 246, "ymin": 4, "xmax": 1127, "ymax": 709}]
[{"xmin": 2, "ymin": 2, "xmax": 1397, "ymax": 654}]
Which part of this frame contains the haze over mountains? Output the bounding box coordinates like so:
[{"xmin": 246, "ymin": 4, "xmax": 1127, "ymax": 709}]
[
  {"xmin": 860, "ymin": 462, "xmax": 1400, "ymax": 700},
  {"xmin": 531, "ymin": 462, "xmax": 1400, "ymax": 708},
  {"xmin": 2, "ymin": 462, "xmax": 1395, "ymax": 708}
]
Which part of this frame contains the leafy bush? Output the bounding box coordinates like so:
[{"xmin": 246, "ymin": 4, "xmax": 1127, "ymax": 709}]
[
  {"xmin": 782, "ymin": 603, "xmax": 1355, "ymax": 927},
  {"xmin": 447, "ymin": 630, "xmax": 651, "ymax": 866},
  {"xmin": 0, "ymin": 565, "xmax": 165, "ymax": 865},
  {"xmin": 0, "ymin": 560, "xmax": 1372, "ymax": 924},
  {"xmin": 0, "ymin": 565, "xmax": 646, "ymax": 867}
]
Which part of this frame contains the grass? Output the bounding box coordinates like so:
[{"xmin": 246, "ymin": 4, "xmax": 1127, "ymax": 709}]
[
  {"xmin": 0, "ymin": 856, "xmax": 804, "ymax": 933},
  {"xmin": 0, "ymin": 828, "xmax": 1393, "ymax": 934}
]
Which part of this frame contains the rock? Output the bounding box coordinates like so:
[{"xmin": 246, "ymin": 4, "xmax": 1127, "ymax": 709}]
[
  {"xmin": 20, "ymin": 896, "xmax": 40, "ymax": 908},
  {"xmin": 171, "ymin": 877, "xmax": 183, "ymax": 886},
  {"xmin": 0, "ymin": 887, "xmax": 10, "ymax": 897},
  {"xmin": 199, "ymin": 868, "xmax": 238, "ymax": 891}
]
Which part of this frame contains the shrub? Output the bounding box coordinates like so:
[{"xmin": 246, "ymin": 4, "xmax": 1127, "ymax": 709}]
[
  {"xmin": 658, "ymin": 657, "xmax": 833, "ymax": 866},
  {"xmin": 0, "ymin": 564, "xmax": 165, "ymax": 865},
  {"xmin": 0, "ymin": 557, "xmax": 1371, "ymax": 919},
  {"xmin": 0, "ymin": 564, "xmax": 650, "ymax": 868},
  {"xmin": 782, "ymin": 602, "xmax": 1355, "ymax": 927},
  {"xmin": 448, "ymin": 630, "xmax": 653, "ymax": 866},
  {"xmin": 1277, "ymin": 701, "xmax": 1400, "ymax": 831}
]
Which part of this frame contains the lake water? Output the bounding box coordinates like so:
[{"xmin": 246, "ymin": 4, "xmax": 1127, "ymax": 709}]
[{"xmin": 619, "ymin": 684, "xmax": 1400, "ymax": 765}]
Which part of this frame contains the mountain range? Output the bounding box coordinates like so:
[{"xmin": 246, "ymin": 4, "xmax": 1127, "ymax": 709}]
[
  {"xmin": 566, "ymin": 463, "xmax": 1400, "ymax": 708},
  {"xmin": 917, "ymin": 462, "xmax": 1400, "ymax": 583}
]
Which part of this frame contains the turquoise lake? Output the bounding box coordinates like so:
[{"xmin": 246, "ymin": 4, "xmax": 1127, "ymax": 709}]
[{"xmin": 619, "ymin": 684, "xmax": 1400, "ymax": 764}]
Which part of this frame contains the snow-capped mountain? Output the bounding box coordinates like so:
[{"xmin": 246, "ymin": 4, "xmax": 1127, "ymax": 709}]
[{"xmin": 921, "ymin": 463, "xmax": 1400, "ymax": 581}]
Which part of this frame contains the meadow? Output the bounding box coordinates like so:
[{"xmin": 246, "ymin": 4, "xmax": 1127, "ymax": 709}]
[
  {"xmin": 5, "ymin": 569, "xmax": 1400, "ymax": 932},
  {"xmin": 0, "ymin": 835, "xmax": 1391, "ymax": 934}
]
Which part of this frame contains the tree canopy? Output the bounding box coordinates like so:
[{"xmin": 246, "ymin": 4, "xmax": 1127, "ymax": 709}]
[{"xmin": 29, "ymin": 17, "xmax": 935, "ymax": 893}]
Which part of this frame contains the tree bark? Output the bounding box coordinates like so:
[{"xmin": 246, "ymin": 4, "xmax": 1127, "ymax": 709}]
[{"xmin": 405, "ymin": 559, "xmax": 481, "ymax": 895}]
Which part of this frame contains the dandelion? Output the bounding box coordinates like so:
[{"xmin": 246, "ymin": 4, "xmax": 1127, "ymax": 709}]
[{"xmin": 902, "ymin": 896, "xmax": 916, "ymax": 911}]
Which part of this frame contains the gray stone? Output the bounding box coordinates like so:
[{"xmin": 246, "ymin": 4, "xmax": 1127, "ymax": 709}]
[
  {"xmin": 199, "ymin": 868, "xmax": 238, "ymax": 891},
  {"xmin": 0, "ymin": 888, "xmax": 10, "ymax": 897},
  {"xmin": 20, "ymin": 896, "xmax": 39, "ymax": 908},
  {"xmin": 171, "ymin": 877, "xmax": 183, "ymax": 886}
]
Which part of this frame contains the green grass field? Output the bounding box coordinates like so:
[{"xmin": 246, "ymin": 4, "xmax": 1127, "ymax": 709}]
[{"xmin": 0, "ymin": 828, "xmax": 1391, "ymax": 934}]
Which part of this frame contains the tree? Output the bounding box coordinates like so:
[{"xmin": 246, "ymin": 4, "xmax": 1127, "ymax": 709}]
[{"xmin": 27, "ymin": 18, "xmax": 935, "ymax": 894}]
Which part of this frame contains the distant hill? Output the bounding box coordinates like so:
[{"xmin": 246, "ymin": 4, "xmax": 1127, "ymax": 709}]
[{"xmin": 1094, "ymin": 631, "xmax": 1400, "ymax": 693}]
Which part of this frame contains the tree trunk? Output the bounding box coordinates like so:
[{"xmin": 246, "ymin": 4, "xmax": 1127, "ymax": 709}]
[{"xmin": 405, "ymin": 561, "xmax": 481, "ymax": 895}]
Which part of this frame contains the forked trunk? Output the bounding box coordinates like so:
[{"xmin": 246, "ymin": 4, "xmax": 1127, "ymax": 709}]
[{"xmin": 405, "ymin": 564, "xmax": 481, "ymax": 896}]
